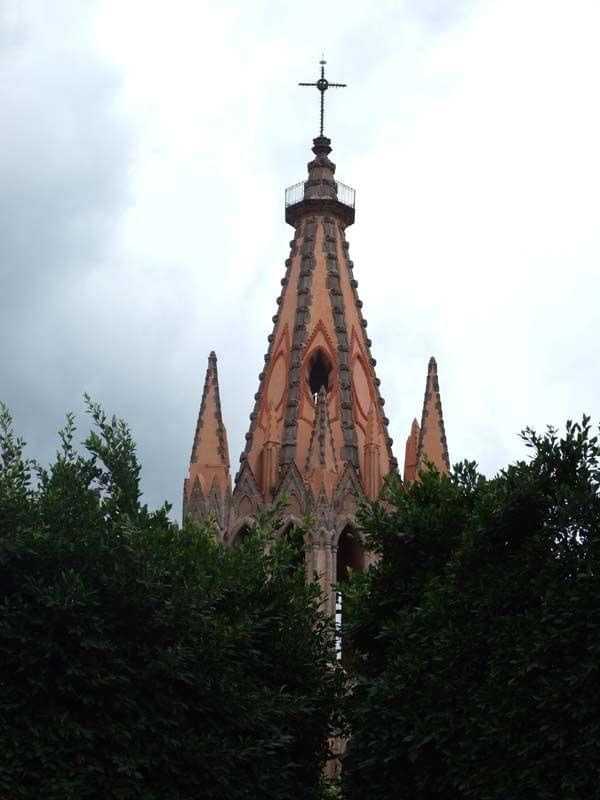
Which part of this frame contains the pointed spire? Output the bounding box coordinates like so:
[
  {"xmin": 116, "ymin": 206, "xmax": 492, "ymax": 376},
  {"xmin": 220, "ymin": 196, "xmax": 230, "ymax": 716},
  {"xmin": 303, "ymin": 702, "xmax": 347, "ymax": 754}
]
[
  {"xmin": 190, "ymin": 351, "xmax": 230, "ymax": 470},
  {"xmin": 403, "ymin": 418, "xmax": 420, "ymax": 483},
  {"xmin": 416, "ymin": 356, "xmax": 450, "ymax": 474},
  {"xmin": 184, "ymin": 351, "xmax": 231, "ymax": 529},
  {"xmin": 235, "ymin": 104, "xmax": 394, "ymax": 521},
  {"xmin": 305, "ymin": 387, "xmax": 339, "ymax": 496}
]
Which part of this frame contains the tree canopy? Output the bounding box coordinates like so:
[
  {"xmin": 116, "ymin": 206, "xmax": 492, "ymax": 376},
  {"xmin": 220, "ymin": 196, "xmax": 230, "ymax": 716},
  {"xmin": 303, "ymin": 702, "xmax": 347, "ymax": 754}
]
[
  {"xmin": 342, "ymin": 418, "xmax": 600, "ymax": 800},
  {"xmin": 0, "ymin": 399, "xmax": 341, "ymax": 800}
]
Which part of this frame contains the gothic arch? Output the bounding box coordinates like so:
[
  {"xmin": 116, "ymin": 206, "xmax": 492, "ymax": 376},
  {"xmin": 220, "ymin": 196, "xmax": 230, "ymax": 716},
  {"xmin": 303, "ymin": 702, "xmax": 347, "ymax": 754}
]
[
  {"xmin": 305, "ymin": 347, "xmax": 335, "ymax": 398},
  {"xmin": 336, "ymin": 525, "xmax": 366, "ymax": 583},
  {"xmin": 303, "ymin": 318, "xmax": 338, "ymax": 364},
  {"xmin": 277, "ymin": 513, "xmax": 304, "ymax": 538},
  {"xmin": 334, "ymin": 513, "xmax": 359, "ymax": 542},
  {"xmin": 228, "ymin": 515, "xmax": 256, "ymax": 546},
  {"xmin": 334, "ymin": 523, "xmax": 367, "ymax": 663}
]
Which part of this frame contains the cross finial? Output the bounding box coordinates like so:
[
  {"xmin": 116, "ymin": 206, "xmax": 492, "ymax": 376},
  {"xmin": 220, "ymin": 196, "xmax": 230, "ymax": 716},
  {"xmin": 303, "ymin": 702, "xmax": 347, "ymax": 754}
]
[{"xmin": 299, "ymin": 58, "xmax": 347, "ymax": 137}]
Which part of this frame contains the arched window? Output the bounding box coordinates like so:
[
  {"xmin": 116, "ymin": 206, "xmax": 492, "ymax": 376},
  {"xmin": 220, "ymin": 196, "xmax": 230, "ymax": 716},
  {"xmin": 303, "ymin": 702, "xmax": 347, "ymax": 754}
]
[
  {"xmin": 335, "ymin": 528, "xmax": 365, "ymax": 660},
  {"xmin": 307, "ymin": 349, "xmax": 333, "ymax": 402}
]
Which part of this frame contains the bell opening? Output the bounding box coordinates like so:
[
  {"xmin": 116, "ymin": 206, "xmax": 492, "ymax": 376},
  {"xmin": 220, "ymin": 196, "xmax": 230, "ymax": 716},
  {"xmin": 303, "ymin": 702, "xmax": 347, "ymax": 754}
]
[{"xmin": 307, "ymin": 350, "xmax": 333, "ymax": 400}]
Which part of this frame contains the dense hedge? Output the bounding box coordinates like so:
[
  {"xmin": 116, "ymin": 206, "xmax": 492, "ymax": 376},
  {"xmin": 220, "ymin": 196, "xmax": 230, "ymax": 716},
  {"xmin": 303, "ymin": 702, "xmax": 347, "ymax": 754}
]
[
  {"xmin": 0, "ymin": 400, "xmax": 341, "ymax": 799},
  {"xmin": 342, "ymin": 418, "xmax": 600, "ymax": 800}
]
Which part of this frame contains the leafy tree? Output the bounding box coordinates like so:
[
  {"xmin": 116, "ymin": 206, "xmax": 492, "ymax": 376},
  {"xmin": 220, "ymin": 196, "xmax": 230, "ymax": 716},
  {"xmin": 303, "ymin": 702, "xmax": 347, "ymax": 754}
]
[
  {"xmin": 0, "ymin": 399, "xmax": 341, "ymax": 800},
  {"xmin": 342, "ymin": 418, "xmax": 600, "ymax": 800}
]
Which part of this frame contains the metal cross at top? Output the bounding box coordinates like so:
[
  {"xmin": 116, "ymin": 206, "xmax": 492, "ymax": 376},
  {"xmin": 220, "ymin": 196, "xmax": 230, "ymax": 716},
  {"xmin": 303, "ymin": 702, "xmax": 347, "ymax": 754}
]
[{"xmin": 299, "ymin": 59, "xmax": 346, "ymax": 137}]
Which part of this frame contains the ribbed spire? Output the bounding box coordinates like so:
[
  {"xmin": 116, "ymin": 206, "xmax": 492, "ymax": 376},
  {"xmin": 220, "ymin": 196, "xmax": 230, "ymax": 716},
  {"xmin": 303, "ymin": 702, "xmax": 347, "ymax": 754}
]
[
  {"xmin": 237, "ymin": 164, "xmax": 396, "ymax": 511},
  {"xmin": 232, "ymin": 109, "xmax": 395, "ymax": 550},
  {"xmin": 189, "ymin": 351, "xmax": 229, "ymax": 470},
  {"xmin": 183, "ymin": 351, "xmax": 231, "ymax": 527},
  {"xmin": 416, "ymin": 356, "xmax": 450, "ymax": 474}
]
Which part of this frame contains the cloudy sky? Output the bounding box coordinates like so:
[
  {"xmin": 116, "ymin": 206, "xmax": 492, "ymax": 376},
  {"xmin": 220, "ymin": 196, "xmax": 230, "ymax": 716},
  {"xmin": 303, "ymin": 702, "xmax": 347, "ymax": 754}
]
[{"xmin": 2, "ymin": 0, "xmax": 599, "ymax": 517}]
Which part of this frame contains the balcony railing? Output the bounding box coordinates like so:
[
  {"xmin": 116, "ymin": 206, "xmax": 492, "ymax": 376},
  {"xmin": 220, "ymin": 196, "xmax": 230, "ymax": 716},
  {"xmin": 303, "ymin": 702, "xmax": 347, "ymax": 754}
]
[{"xmin": 285, "ymin": 180, "xmax": 356, "ymax": 209}]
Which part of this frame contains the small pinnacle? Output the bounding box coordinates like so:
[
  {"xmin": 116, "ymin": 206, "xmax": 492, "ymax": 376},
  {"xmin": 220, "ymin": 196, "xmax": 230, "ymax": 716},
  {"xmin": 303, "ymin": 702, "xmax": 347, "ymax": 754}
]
[
  {"xmin": 265, "ymin": 402, "xmax": 278, "ymax": 444},
  {"xmin": 365, "ymin": 403, "xmax": 377, "ymax": 444},
  {"xmin": 428, "ymin": 356, "xmax": 437, "ymax": 370}
]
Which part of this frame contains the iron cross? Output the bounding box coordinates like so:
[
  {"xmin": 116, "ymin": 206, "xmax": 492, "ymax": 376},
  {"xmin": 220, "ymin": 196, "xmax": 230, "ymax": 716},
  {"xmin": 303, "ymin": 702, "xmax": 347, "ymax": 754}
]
[{"xmin": 299, "ymin": 59, "xmax": 346, "ymax": 137}]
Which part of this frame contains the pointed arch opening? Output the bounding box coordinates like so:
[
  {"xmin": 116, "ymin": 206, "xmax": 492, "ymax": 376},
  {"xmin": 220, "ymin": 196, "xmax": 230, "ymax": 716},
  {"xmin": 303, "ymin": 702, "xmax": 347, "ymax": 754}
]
[
  {"xmin": 234, "ymin": 524, "xmax": 251, "ymax": 545},
  {"xmin": 228, "ymin": 516, "xmax": 256, "ymax": 547},
  {"xmin": 307, "ymin": 349, "xmax": 333, "ymax": 402},
  {"xmin": 335, "ymin": 527, "xmax": 366, "ymax": 661}
]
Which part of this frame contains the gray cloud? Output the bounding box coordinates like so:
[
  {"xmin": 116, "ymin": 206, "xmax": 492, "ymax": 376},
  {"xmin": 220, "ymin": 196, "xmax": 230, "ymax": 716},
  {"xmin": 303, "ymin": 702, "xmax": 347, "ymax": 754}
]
[
  {"xmin": 1, "ymin": 3, "xmax": 133, "ymax": 469},
  {"xmin": 2, "ymin": 0, "xmax": 599, "ymax": 520}
]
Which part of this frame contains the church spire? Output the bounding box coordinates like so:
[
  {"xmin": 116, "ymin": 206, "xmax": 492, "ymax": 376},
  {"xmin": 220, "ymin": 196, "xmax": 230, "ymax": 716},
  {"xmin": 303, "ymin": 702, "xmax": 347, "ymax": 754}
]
[
  {"xmin": 183, "ymin": 351, "xmax": 231, "ymax": 531},
  {"xmin": 232, "ymin": 100, "xmax": 396, "ymax": 523},
  {"xmin": 416, "ymin": 356, "xmax": 450, "ymax": 474},
  {"xmin": 183, "ymin": 68, "xmax": 453, "ymax": 623}
]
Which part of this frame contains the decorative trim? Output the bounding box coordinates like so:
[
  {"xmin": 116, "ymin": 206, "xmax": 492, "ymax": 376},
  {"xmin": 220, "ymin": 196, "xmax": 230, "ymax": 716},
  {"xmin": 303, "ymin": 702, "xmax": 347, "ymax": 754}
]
[
  {"xmin": 324, "ymin": 218, "xmax": 360, "ymax": 468},
  {"xmin": 231, "ymin": 457, "xmax": 263, "ymax": 520},
  {"xmin": 304, "ymin": 388, "xmax": 339, "ymax": 474},
  {"xmin": 338, "ymin": 223, "xmax": 398, "ymax": 471},
  {"xmin": 332, "ymin": 463, "xmax": 364, "ymax": 516},
  {"xmin": 279, "ymin": 217, "xmax": 318, "ymax": 467},
  {"xmin": 272, "ymin": 461, "xmax": 307, "ymax": 514}
]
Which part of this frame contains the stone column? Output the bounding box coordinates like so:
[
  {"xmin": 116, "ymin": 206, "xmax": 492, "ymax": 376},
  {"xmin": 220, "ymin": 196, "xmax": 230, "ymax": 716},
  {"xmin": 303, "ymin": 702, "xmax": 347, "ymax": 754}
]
[{"xmin": 329, "ymin": 538, "xmax": 338, "ymax": 619}]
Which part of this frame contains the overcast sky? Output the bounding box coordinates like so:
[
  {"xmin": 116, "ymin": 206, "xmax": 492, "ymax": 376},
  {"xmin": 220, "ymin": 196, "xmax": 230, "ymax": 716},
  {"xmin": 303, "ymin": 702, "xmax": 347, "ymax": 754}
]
[{"xmin": 1, "ymin": 0, "xmax": 599, "ymax": 517}]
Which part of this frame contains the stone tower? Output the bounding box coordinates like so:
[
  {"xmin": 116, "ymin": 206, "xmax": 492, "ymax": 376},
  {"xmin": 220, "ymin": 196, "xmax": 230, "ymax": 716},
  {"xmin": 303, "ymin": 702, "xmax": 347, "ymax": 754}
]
[{"xmin": 183, "ymin": 117, "xmax": 450, "ymax": 615}]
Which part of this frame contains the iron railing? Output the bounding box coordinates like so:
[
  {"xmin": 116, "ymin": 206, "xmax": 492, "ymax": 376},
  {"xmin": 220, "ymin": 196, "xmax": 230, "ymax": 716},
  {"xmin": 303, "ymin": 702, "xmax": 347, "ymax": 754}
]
[
  {"xmin": 284, "ymin": 179, "xmax": 356, "ymax": 209},
  {"xmin": 285, "ymin": 181, "xmax": 305, "ymax": 207}
]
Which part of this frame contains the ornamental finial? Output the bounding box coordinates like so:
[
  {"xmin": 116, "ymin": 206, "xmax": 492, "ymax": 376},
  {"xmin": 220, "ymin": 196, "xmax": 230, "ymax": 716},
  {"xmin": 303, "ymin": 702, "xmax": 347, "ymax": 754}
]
[{"xmin": 299, "ymin": 58, "xmax": 347, "ymax": 137}]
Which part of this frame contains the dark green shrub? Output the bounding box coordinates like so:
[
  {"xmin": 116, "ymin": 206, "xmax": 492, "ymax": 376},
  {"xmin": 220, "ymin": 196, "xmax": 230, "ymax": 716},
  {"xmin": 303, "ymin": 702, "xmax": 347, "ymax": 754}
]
[
  {"xmin": 343, "ymin": 419, "xmax": 600, "ymax": 800},
  {"xmin": 0, "ymin": 400, "xmax": 341, "ymax": 799}
]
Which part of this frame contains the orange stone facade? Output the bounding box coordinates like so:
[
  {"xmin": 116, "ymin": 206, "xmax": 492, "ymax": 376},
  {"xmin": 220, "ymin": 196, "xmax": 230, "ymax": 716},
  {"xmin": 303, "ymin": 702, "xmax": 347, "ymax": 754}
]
[{"xmin": 183, "ymin": 134, "xmax": 450, "ymax": 615}]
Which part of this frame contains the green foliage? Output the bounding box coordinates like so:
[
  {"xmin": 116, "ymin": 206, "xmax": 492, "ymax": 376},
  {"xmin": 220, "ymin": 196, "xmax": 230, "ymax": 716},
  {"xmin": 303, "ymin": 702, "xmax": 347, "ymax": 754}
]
[
  {"xmin": 0, "ymin": 400, "xmax": 341, "ymax": 799},
  {"xmin": 342, "ymin": 418, "xmax": 600, "ymax": 800}
]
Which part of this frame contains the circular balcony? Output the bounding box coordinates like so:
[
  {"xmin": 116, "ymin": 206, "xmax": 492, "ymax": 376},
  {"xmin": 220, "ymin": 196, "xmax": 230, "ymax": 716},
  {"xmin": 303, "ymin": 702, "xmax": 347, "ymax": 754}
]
[{"xmin": 284, "ymin": 179, "xmax": 356, "ymax": 227}]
